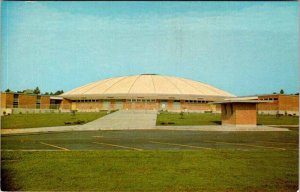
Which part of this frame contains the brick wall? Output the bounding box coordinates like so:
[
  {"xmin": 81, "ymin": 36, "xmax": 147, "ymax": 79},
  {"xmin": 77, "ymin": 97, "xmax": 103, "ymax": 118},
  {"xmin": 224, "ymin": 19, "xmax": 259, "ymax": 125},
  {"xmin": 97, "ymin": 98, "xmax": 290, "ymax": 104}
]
[
  {"xmin": 167, "ymin": 100, "xmax": 173, "ymax": 110},
  {"xmin": 40, "ymin": 96, "xmax": 50, "ymax": 109},
  {"xmin": 76, "ymin": 102, "xmax": 100, "ymax": 110},
  {"xmin": 221, "ymin": 103, "xmax": 257, "ymax": 126},
  {"xmin": 278, "ymin": 95, "xmax": 299, "ymax": 112},
  {"xmin": 61, "ymin": 99, "xmax": 72, "ymax": 110},
  {"xmin": 123, "ymin": 101, "xmax": 159, "ymax": 110},
  {"xmin": 257, "ymin": 95, "xmax": 298, "ymax": 114},
  {"xmin": 221, "ymin": 104, "xmax": 236, "ymax": 125},
  {"xmin": 235, "ymin": 103, "xmax": 257, "ymax": 125},
  {"xmin": 257, "ymin": 95, "xmax": 279, "ymax": 111},
  {"xmin": 19, "ymin": 95, "xmax": 36, "ymax": 108},
  {"xmin": 1, "ymin": 93, "xmax": 8, "ymax": 108},
  {"xmin": 72, "ymin": 100, "xmax": 221, "ymax": 112},
  {"xmin": 181, "ymin": 102, "xmax": 212, "ymax": 111},
  {"xmin": 68, "ymin": 100, "xmax": 104, "ymax": 111},
  {"xmin": 0, "ymin": 93, "xmax": 5, "ymax": 108},
  {"xmin": 2, "ymin": 93, "xmax": 14, "ymax": 108}
]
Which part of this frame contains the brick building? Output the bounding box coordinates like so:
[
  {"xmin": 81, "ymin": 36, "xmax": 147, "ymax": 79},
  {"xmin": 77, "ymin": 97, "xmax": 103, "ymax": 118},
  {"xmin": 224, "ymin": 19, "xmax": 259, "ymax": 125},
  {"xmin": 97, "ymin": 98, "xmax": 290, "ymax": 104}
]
[
  {"xmin": 0, "ymin": 92, "xmax": 68, "ymax": 115},
  {"xmin": 257, "ymin": 94, "xmax": 299, "ymax": 115},
  {"xmin": 60, "ymin": 74, "xmax": 234, "ymax": 112},
  {"xmin": 1, "ymin": 75, "xmax": 298, "ymax": 116},
  {"xmin": 217, "ymin": 101, "xmax": 261, "ymax": 126}
]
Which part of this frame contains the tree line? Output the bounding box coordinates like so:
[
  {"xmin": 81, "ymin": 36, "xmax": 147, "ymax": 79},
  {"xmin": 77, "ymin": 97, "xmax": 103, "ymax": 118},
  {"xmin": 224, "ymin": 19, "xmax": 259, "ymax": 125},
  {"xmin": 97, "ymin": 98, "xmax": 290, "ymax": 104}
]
[
  {"xmin": 272, "ymin": 89, "xmax": 299, "ymax": 95},
  {"xmin": 4, "ymin": 87, "xmax": 64, "ymax": 96}
]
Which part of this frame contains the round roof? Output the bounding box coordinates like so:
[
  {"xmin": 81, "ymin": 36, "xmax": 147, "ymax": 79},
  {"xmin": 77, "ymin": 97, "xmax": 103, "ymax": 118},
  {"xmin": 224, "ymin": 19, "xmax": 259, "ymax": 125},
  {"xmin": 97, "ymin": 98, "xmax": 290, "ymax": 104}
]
[{"xmin": 62, "ymin": 74, "xmax": 235, "ymax": 100}]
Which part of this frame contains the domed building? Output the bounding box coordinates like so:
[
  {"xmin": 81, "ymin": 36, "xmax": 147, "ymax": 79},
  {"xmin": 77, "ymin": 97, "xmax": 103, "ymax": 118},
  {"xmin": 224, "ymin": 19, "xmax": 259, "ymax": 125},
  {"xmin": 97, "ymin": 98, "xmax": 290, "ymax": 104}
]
[{"xmin": 61, "ymin": 74, "xmax": 235, "ymax": 112}]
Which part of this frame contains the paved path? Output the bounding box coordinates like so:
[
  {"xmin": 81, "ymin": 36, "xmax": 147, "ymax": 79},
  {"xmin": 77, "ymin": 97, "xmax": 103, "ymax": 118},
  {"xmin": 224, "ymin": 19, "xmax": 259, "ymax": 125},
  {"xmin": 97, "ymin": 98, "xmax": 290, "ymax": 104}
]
[
  {"xmin": 81, "ymin": 110, "xmax": 158, "ymax": 130},
  {"xmin": 1, "ymin": 110, "xmax": 290, "ymax": 135}
]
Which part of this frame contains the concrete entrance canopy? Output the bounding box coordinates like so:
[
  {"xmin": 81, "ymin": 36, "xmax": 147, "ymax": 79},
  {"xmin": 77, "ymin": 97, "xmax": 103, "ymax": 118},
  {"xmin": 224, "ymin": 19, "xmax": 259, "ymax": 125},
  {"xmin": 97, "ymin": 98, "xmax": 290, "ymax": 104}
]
[{"xmin": 211, "ymin": 99, "xmax": 270, "ymax": 127}]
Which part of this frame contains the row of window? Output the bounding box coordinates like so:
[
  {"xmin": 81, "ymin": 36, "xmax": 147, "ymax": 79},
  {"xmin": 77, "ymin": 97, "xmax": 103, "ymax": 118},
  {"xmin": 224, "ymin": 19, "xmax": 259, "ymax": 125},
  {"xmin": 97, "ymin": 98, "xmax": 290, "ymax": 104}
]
[
  {"xmin": 12, "ymin": 104, "xmax": 60, "ymax": 109},
  {"xmin": 13, "ymin": 94, "xmax": 19, "ymax": 108},
  {"xmin": 12, "ymin": 94, "xmax": 62, "ymax": 109},
  {"xmin": 260, "ymin": 98, "xmax": 278, "ymax": 101},
  {"xmin": 36, "ymin": 96, "xmax": 41, "ymax": 109},
  {"xmin": 75, "ymin": 99, "xmax": 212, "ymax": 103},
  {"xmin": 126, "ymin": 99, "xmax": 157, "ymax": 103},
  {"xmin": 77, "ymin": 99, "xmax": 100, "ymax": 103},
  {"xmin": 185, "ymin": 100, "xmax": 211, "ymax": 103}
]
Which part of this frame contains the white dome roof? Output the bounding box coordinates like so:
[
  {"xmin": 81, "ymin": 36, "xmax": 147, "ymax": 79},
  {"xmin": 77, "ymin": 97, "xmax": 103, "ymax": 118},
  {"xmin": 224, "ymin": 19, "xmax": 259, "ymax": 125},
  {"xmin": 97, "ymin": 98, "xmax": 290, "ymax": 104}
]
[{"xmin": 62, "ymin": 74, "xmax": 235, "ymax": 100}]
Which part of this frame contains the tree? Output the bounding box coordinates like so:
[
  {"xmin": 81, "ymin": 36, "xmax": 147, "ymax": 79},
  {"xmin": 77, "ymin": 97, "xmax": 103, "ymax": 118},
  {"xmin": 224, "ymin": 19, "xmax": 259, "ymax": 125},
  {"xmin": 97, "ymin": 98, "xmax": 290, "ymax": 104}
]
[
  {"xmin": 44, "ymin": 92, "xmax": 49, "ymax": 95},
  {"xmin": 5, "ymin": 88, "xmax": 11, "ymax": 93},
  {"xmin": 23, "ymin": 89, "xmax": 34, "ymax": 94},
  {"xmin": 273, "ymin": 92, "xmax": 277, "ymax": 94},
  {"xmin": 279, "ymin": 89, "xmax": 284, "ymax": 94},
  {"xmin": 54, "ymin": 90, "xmax": 64, "ymax": 95},
  {"xmin": 33, "ymin": 87, "xmax": 40, "ymax": 94}
]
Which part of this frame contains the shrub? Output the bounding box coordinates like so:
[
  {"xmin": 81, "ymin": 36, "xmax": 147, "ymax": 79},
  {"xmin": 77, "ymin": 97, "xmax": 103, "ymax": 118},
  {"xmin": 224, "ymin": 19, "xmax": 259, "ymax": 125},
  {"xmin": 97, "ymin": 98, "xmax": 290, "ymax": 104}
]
[
  {"xmin": 71, "ymin": 110, "xmax": 77, "ymax": 116},
  {"xmin": 179, "ymin": 111, "xmax": 184, "ymax": 119}
]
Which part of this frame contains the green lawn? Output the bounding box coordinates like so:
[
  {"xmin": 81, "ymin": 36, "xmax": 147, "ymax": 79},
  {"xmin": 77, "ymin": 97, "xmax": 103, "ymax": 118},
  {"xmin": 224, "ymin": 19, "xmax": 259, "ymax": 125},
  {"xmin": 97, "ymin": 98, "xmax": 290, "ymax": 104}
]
[
  {"xmin": 1, "ymin": 112, "xmax": 108, "ymax": 129},
  {"xmin": 2, "ymin": 150, "xmax": 298, "ymax": 191},
  {"xmin": 258, "ymin": 115, "xmax": 299, "ymax": 125},
  {"xmin": 156, "ymin": 112, "xmax": 299, "ymax": 126},
  {"xmin": 157, "ymin": 112, "xmax": 222, "ymax": 125},
  {"xmin": 1, "ymin": 129, "xmax": 298, "ymax": 191}
]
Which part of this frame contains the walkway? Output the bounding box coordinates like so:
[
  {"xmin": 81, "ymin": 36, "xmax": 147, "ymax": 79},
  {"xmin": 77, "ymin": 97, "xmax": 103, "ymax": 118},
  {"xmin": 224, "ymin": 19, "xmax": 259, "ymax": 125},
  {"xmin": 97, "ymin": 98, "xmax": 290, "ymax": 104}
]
[{"xmin": 81, "ymin": 110, "xmax": 158, "ymax": 130}]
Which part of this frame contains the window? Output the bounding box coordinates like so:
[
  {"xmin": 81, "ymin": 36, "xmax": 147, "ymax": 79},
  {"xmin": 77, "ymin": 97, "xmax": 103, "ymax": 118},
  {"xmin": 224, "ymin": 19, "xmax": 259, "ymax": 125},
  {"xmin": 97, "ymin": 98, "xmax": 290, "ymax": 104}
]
[
  {"xmin": 229, "ymin": 104, "xmax": 233, "ymax": 114},
  {"xmin": 13, "ymin": 94, "xmax": 19, "ymax": 108},
  {"xmin": 36, "ymin": 96, "xmax": 41, "ymax": 109},
  {"xmin": 13, "ymin": 94, "xmax": 19, "ymax": 102}
]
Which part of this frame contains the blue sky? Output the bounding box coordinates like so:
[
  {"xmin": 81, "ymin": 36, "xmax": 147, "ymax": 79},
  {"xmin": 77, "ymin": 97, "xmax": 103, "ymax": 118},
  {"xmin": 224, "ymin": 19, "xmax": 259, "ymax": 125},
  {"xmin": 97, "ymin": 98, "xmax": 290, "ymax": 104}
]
[{"xmin": 1, "ymin": 2, "xmax": 298, "ymax": 96}]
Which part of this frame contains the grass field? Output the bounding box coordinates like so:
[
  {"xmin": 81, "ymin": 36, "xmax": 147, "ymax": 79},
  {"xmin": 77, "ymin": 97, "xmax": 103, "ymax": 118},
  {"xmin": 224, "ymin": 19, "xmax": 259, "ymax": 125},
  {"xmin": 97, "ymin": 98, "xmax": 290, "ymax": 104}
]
[
  {"xmin": 156, "ymin": 112, "xmax": 299, "ymax": 126},
  {"xmin": 1, "ymin": 129, "xmax": 298, "ymax": 191},
  {"xmin": 257, "ymin": 115, "xmax": 299, "ymax": 125},
  {"xmin": 1, "ymin": 112, "xmax": 108, "ymax": 129},
  {"xmin": 2, "ymin": 111, "xmax": 298, "ymax": 129}
]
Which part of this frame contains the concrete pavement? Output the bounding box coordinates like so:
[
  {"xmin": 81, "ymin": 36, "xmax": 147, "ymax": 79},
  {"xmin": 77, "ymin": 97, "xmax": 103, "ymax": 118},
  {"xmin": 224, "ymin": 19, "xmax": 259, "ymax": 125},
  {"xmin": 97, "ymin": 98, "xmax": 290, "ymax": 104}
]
[{"xmin": 80, "ymin": 110, "xmax": 158, "ymax": 130}]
